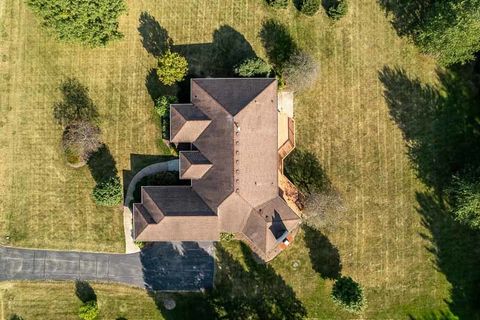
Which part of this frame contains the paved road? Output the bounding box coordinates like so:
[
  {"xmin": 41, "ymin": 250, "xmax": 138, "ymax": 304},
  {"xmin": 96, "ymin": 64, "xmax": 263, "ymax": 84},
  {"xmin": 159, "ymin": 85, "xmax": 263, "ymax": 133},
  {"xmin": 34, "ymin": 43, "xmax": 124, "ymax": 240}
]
[{"xmin": 0, "ymin": 241, "xmax": 214, "ymax": 291}]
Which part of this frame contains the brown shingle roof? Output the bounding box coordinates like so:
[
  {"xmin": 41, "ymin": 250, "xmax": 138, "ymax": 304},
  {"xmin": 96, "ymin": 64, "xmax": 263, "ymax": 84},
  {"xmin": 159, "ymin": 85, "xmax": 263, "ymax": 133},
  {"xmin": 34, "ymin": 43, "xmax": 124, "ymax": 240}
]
[
  {"xmin": 133, "ymin": 78, "xmax": 301, "ymax": 259},
  {"xmin": 170, "ymin": 104, "xmax": 211, "ymax": 143},
  {"xmin": 179, "ymin": 151, "xmax": 212, "ymax": 180}
]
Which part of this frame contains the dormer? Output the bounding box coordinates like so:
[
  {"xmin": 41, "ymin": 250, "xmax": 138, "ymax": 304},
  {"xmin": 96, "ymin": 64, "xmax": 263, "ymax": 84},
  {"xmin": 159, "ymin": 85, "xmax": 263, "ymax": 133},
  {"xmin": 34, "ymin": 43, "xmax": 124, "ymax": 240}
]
[
  {"xmin": 179, "ymin": 151, "xmax": 213, "ymax": 180},
  {"xmin": 170, "ymin": 104, "xmax": 211, "ymax": 143}
]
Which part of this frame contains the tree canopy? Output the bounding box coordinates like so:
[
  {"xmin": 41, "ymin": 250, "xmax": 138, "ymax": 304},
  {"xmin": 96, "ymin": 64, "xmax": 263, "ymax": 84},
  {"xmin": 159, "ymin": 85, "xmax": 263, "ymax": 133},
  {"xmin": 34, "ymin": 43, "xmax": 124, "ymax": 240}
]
[
  {"xmin": 27, "ymin": 0, "xmax": 127, "ymax": 47},
  {"xmin": 416, "ymin": 0, "xmax": 480, "ymax": 65},
  {"xmin": 157, "ymin": 50, "xmax": 189, "ymax": 86}
]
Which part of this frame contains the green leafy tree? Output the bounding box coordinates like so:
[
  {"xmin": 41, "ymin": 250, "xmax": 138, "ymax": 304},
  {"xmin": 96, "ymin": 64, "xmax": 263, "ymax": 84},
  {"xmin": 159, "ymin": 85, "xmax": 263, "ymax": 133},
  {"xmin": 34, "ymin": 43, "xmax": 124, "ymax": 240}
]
[
  {"xmin": 154, "ymin": 95, "xmax": 178, "ymax": 118},
  {"xmin": 327, "ymin": 0, "xmax": 348, "ymax": 20},
  {"xmin": 27, "ymin": 0, "xmax": 126, "ymax": 46},
  {"xmin": 449, "ymin": 176, "xmax": 480, "ymax": 230},
  {"xmin": 78, "ymin": 301, "xmax": 99, "ymax": 320},
  {"xmin": 331, "ymin": 276, "xmax": 365, "ymax": 313},
  {"xmin": 296, "ymin": 0, "xmax": 321, "ymax": 16},
  {"xmin": 266, "ymin": 0, "xmax": 289, "ymax": 9},
  {"xmin": 284, "ymin": 149, "xmax": 329, "ymax": 195},
  {"xmin": 92, "ymin": 176, "xmax": 123, "ymax": 206},
  {"xmin": 416, "ymin": 0, "xmax": 480, "ymax": 65},
  {"xmin": 234, "ymin": 57, "xmax": 272, "ymax": 77},
  {"xmin": 157, "ymin": 50, "xmax": 188, "ymax": 86}
]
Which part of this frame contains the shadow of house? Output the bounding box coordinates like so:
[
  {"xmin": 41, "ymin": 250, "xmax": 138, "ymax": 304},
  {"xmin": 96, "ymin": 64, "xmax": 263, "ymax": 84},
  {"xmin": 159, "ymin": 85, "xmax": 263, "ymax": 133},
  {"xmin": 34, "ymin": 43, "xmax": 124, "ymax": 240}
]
[
  {"xmin": 138, "ymin": 12, "xmax": 172, "ymax": 57},
  {"xmin": 173, "ymin": 25, "xmax": 257, "ymax": 79},
  {"xmin": 75, "ymin": 280, "xmax": 97, "ymax": 303},
  {"xmin": 379, "ymin": 65, "xmax": 480, "ymax": 318},
  {"xmin": 87, "ymin": 144, "xmax": 118, "ymax": 184},
  {"xmin": 122, "ymin": 153, "xmax": 177, "ymax": 193},
  {"xmin": 303, "ymin": 225, "xmax": 341, "ymax": 280},
  {"xmin": 150, "ymin": 242, "xmax": 306, "ymax": 320},
  {"xmin": 140, "ymin": 242, "xmax": 215, "ymax": 292}
]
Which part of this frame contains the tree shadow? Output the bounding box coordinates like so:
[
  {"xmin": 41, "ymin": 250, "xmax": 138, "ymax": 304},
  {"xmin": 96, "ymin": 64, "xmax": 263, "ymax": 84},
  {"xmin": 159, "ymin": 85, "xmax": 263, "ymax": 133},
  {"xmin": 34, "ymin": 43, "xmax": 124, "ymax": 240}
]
[
  {"xmin": 377, "ymin": 0, "xmax": 432, "ymax": 37},
  {"xmin": 145, "ymin": 68, "xmax": 176, "ymax": 103},
  {"xmin": 138, "ymin": 12, "xmax": 172, "ymax": 57},
  {"xmin": 259, "ymin": 19, "xmax": 296, "ymax": 70},
  {"xmin": 87, "ymin": 144, "xmax": 118, "ymax": 184},
  {"xmin": 415, "ymin": 192, "xmax": 480, "ymax": 319},
  {"xmin": 379, "ymin": 64, "xmax": 480, "ymax": 318},
  {"xmin": 75, "ymin": 280, "xmax": 97, "ymax": 303},
  {"xmin": 53, "ymin": 78, "xmax": 99, "ymax": 126},
  {"xmin": 303, "ymin": 225, "xmax": 341, "ymax": 279},
  {"xmin": 378, "ymin": 66, "xmax": 480, "ymax": 192}
]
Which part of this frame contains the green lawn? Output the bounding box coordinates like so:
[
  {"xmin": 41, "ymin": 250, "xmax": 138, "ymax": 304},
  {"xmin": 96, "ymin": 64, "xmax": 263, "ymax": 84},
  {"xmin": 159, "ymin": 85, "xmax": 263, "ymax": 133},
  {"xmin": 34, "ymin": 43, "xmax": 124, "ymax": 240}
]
[{"xmin": 0, "ymin": 0, "xmax": 469, "ymax": 318}]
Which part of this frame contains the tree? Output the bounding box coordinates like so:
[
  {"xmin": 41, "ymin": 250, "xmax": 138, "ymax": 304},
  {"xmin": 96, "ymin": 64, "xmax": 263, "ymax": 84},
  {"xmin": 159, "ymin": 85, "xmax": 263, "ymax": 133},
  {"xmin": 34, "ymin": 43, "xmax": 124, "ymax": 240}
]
[
  {"xmin": 282, "ymin": 50, "xmax": 318, "ymax": 91},
  {"xmin": 92, "ymin": 176, "xmax": 123, "ymax": 206},
  {"xmin": 295, "ymin": 0, "xmax": 321, "ymax": 16},
  {"xmin": 154, "ymin": 95, "xmax": 177, "ymax": 118},
  {"xmin": 415, "ymin": 0, "xmax": 480, "ymax": 65},
  {"xmin": 284, "ymin": 149, "xmax": 329, "ymax": 195},
  {"xmin": 327, "ymin": 0, "xmax": 348, "ymax": 20},
  {"xmin": 266, "ymin": 0, "xmax": 289, "ymax": 9},
  {"xmin": 449, "ymin": 176, "xmax": 480, "ymax": 230},
  {"xmin": 27, "ymin": 0, "xmax": 126, "ymax": 46},
  {"xmin": 234, "ymin": 57, "xmax": 272, "ymax": 77},
  {"xmin": 62, "ymin": 121, "xmax": 102, "ymax": 163},
  {"xmin": 157, "ymin": 50, "xmax": 188, "ymax": 86},
  {"xmin": 331, "ymin": 276, "xmax": 365, "ymax": 313},
  {"xmin": 78, "ymin": 301, "xmax": 99, "ymax": 320},
  {"xmin": 53, "ymin": 78, "xmax": 99, "ymax": 126}
]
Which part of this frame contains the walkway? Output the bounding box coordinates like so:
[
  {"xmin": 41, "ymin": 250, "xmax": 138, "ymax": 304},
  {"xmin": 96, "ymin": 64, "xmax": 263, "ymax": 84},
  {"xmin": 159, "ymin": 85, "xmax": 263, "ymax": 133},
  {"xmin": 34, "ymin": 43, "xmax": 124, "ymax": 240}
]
[
  {"xmin": 123, "ymin": 159, "xmax": 179, "ymax": 253},
  {"xmin": 0, "ymin": 241, "xmax": 214, "ymax": 291}
]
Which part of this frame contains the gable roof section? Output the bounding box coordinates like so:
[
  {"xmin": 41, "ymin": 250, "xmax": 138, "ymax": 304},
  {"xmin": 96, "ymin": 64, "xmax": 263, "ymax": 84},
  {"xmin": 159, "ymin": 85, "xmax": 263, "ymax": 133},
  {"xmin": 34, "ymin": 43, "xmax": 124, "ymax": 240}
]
[
  {"xmin": 170, "ymin": 104, "xmax": 211, "ymax": 143},
  {"xmin": 179, "ymin": 151, "xmax": 213, "ymax": 180},
  {"xmin": 194, "ymin": 78, "xmax": 275, "ymax": 116},
  {"xmin": 133, "ymin": 186, "xmax": 218, "ymax": 241}
]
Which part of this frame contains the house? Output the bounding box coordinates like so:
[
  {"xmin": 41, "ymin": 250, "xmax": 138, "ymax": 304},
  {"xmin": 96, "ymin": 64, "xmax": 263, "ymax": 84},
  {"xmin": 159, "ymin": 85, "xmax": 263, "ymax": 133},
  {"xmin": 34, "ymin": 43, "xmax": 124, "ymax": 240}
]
[{"xmin": 133, "ymin": 78, "xmax": 300, "ymax": 260}]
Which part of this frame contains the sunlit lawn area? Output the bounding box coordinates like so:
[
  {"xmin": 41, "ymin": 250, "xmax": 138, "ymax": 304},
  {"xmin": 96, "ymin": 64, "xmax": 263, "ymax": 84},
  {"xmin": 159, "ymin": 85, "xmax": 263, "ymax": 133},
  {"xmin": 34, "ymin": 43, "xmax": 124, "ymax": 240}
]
[{"xmin": 0, "ymin": 0, "xmax": 463, "ymax": 318}]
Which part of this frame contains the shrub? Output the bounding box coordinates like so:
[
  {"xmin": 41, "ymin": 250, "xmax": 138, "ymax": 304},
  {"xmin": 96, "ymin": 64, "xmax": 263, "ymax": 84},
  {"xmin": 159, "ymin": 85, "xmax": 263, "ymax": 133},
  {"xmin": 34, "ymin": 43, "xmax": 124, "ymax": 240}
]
[
  {"xmin": 92, "ymin": 176, "xmax": 123, "ymax": 206},
  {"xmin": 27, "ymin": 0, "xmax": 126, "ymax": 46},
  {"xmin": 78, "ymin": 301, "xmax": 99, "ymax": 320},
  {"xmin": 327, "ymin": 0, "xmax": 348, "ymax": 20},
  {"xmin": 296, "ymin": 0, "xmax": 321, "ymax": 16},
  {"xmin": 284, "ymin": 149, "xmax": 329, "ymax": 195},
  {"xmin": 448, "ymin": 176, "xmax": 480, "ymax": 230},
  {"xmin": 157, "ymin": 50, "xmax": 189, "ymax": 86},
  {"xmin": 266, "ymin": 0, "xmax": 289, "ymax": 9},
  {"xmin": 259, "ymin": 19, "xmax": 297, "ymax": 70},
  {"xmin": 154, "ymin": 95, "xmax": 178, "ymax": 118},
  {"xmin": 220, "ymin": 232, "xmax": 235, "ymax": 242},
  {"xmin": 282, "ymin": 50, "xmax": 318, "ymax": 91},
  {"xmin": 53, "ymin": 78, "xmax": 99, "ymax": 126},
  {"xmin": 234, "ymin": 57, "xmax": 272, "ymax": 77},
  {"xmin": 64, "ymin": 147, "xmax": 83, "ymax": 165},
  {"xmin": 134, "ymin": 241, "xmax": 146, "ymax": 249},
  {"xmin": 62, "ymin": 121, "xmax": 102, "ymax": 162},
  {"xmin": 331, "ymin": 276, "xmax": 365, "ymax": 313}
]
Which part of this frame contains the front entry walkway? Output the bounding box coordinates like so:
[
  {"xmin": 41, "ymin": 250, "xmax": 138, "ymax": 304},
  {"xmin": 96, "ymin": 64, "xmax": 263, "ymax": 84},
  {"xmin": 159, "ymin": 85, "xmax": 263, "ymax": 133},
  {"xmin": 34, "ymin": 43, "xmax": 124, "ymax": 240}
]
[{"xmin": 0, "ymin": 241, "xmax": 214, "ymax": 291}]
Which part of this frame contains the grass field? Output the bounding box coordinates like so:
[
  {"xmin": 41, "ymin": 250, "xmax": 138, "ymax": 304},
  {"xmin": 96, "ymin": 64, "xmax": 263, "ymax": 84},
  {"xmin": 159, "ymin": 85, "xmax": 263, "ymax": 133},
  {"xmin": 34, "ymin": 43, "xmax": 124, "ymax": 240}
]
[{"xmin": 0, "ymin": 0, "xmax": 466, "ymax": 318}]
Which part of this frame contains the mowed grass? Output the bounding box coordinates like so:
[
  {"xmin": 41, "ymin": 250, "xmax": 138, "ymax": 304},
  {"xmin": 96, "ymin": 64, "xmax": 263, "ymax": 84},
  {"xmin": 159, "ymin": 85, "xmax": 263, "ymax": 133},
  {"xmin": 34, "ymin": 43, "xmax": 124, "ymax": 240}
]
[
  {"xmin": 0, "ymin": 281, "xmax": 164, "ymax": 320},
  {"xmin": 0, "ymin": 0, "xmax": 456, "ymax": 318}
]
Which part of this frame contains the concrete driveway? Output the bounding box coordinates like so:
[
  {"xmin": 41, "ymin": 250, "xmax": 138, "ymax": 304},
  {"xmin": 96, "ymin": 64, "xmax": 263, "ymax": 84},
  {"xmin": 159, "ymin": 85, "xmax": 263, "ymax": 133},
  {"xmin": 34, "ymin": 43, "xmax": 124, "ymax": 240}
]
[{"xmin": 0, "ymin": 242, "xmax": 214, "ymax": 291}]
